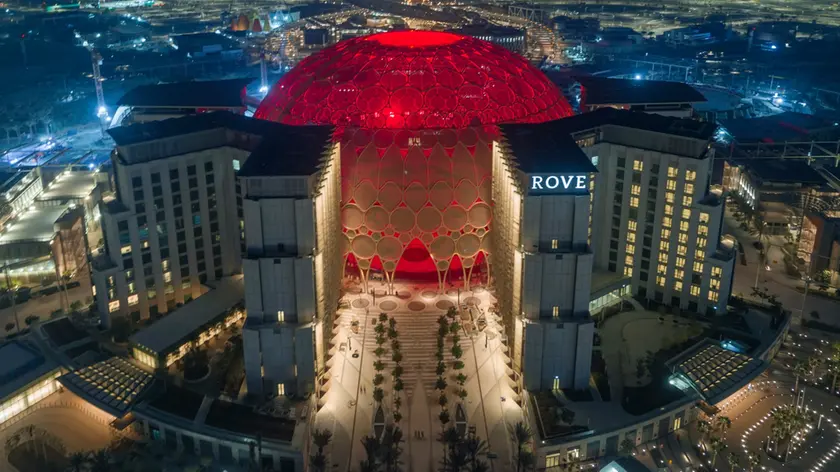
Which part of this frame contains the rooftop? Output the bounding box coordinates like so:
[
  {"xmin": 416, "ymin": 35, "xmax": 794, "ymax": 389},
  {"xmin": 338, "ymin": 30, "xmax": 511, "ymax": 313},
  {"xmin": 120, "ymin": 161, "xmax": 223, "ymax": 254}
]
[
  {"xmin": 0, "ymin": 205, "xmax": 69, "ymax": 244},
  {"xmin": 743, "ymin": 160, "xmax": 827, "ymax": 186},
  {"xmin": 0, "ymin": 171, "xmax": 29, "ymax": 198},
  {"xmin": 578, "ymin": 76, "xmax": 708, "ymax": 106},
  {"xmin": 130, "ymin": 276, "xmax": 244, "ymax": 354},
  {"xmin": 59, "ymin": 357, "xmax": 154, "ymax": 417},
  {"xmin": 720, "ymin": 112, "xmax": 839, "ymax": 143},
  {"xmin": 238, "ymin": 126, "xmax": 334, "ymax": 178},
  {"xmin": 499, "ymin": 122, "xmax": 598, "ymax": 174},
  {"xmin": 447, "ymin": 23, "xmax": 524, "ymax": 38},
  {"xmin": 39, "ymin": 171, "xmax": 98, "ymax": 201},
  {"xmin": 567, "ymin": 107, "xmax": 716, "ymax": 141},
  {"xmin": 0, "ymin": 339, "xmax": 58, "ymax": 400},
  {"xmin": 205, "ymin": 399, "xmax": 297, "ymax": 442},
  {"xmin": 667, "ymin": 339, "xmax": 765, "ymax": 404},
  {"xmin": 116, "ymin": 78, "xmax": 253, "ymax": 109}
]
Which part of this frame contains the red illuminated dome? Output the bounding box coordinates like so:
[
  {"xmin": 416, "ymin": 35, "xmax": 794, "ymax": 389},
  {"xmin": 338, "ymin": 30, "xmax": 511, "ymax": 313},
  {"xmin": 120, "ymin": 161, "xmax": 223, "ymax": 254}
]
[{"xmin": 255, "ymin": 30, "xmax": 573, "ymax": 129}]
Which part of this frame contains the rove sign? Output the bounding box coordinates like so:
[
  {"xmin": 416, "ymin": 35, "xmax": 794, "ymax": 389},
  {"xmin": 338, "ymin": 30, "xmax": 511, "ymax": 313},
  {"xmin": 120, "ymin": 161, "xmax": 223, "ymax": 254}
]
[{"xmin": 528, "ymin": 174, "xmax": 589, "ymax": 195}]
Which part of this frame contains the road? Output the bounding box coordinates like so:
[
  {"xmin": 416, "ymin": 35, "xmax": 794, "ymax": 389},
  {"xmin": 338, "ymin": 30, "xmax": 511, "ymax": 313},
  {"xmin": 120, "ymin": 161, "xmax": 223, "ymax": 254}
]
[{"xmin": 0, "ymin": 277, "xmax": 92, "ymax": 335}]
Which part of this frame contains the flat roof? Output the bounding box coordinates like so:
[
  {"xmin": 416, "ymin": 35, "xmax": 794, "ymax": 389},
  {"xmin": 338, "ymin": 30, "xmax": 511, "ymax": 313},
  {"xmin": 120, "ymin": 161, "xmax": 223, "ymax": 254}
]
[
  {"xmin": 499, "ymin": 122, "xmax": 598, "ymax": 174},
  {"xmin": 0, "ymin": 171, "xmax": 28, "ymax": 197},
  {"xmin": 0, "ymin": 339, "xmax": 58, "ymax": 400},
  {"xmin": 0, "ymin": 205, "xmax": 68, "ymax": 243},
  {"xmin": 130, "ymin": 276, "xmax": 244, "ymax": 354},
  {"xmin": 721, "ymin": 112, "xmax": 838, "ymax": 143},
  {"xmin": 116, "ymin": 78, "xmax": 253, "ymax": 108},
  {"xmin": 239, "ymin": 125, "xmax": 334, "ymax": 177},
  {"xmin": 743, "ymin": 160, "xmax": 827, "ymax": 186},
  {"xmin": 39, "ymin": 171, "xmax": 97, "ymax": 201},
  {"xmin": 578, "ymin": 76, "xmax": 707, "ymax": 105},
  {"xmin": 570, "ymin": 107, "xmax": 717, "ymax": 140},
  {"xmin": 107, "ymin": 111, "xmax": 288, "ymax": 148},
  {"xmin": 668, "ymin": 339, "xmax": 765, "ymax": 404}
]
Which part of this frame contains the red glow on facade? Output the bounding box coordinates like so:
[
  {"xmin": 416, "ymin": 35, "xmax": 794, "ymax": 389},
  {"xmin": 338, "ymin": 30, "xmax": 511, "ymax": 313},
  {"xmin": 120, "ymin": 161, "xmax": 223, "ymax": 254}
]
[{"xmin": 255, "ymin": 30, "xmax": 573, "ymax": 130}]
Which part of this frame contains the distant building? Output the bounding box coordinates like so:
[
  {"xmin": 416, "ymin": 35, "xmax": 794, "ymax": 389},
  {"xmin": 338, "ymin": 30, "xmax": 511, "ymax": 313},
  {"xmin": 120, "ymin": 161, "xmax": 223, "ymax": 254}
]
[
  {"xmin": 747, "ymin": 23, "xmax": 796, "ymax": 52},
  {"xmin": 663, "ymin": 22, "xmax": 731, "ymax": 47},
  {"xmin": 171, "ymin": 33, "xmax": 244, "ymax": 60},
  {"xmin": 447, "ymin": 24, "xmax": 526, "ymax": 53},
  {"xmin": 577, "ymin": 76, "xmax": 707, "ymax": 118},
  {"xmin": 718, "ymin": 112, "xmax": 840, "ymax": 143},
  {"xmin": 552, "ymin": 16, "xmax": 600, "ymax": 41},
  {"xmin": 111, "ymin": 79, "xmax": 253, "ymax": 127}
]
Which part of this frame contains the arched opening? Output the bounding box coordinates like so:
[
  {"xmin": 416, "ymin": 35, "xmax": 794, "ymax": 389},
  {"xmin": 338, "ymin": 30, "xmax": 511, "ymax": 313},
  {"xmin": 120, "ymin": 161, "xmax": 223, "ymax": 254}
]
[{"xmin": 393, "ymin": 238, "xmax": 438, "ymax": 283}]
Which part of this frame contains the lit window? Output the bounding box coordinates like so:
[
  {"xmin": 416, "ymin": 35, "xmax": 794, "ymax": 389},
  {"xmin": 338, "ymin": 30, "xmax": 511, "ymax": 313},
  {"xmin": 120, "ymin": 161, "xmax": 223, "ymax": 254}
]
[
  {"xmin": 712, "ymin": 267, "xmax": 722, "ymax": 277},
  {"xmin": 163, "ymin": 271, "xmax": 172, "ymax": 283},
  {"xmin": 665, "ymin": 192, "xmax": 675, "ymax": 203},
  {"xmin": 698, "ymin": 225, "xmax": 708, "ymax": 236},
  {"xmin": 668, "ymin": 166, "xmax": 678, "ymax": 177},
  {"xmin": 631, "ymin": 184, "xmax": 641, "ymax": 195},
  {"xmin": 700, "ymin": 213, "xmax": 710, "ymax": 224},
  {"xmin": 626, "ymin": 244, "xmax": 635, "ymax": 255},
  {"xmin": 680, "ymin": 221, "xmax": 689, "ymax": 232},
  {"xmin": 624, "ymin": 266, "xmax": 633, "ymax": 277},
  {"xmin": 628, "ymin": 220, "xmax": 637, "ymax": 231},
  {"xmin": 678, "ymin": 233, "xmax": 688, "ymax": 244},
  {"xmin": 659, "ymin": 241, "xmax": 670, "ymax": 251},
  {"xmin": 660, "ymin": 229, "xmax": 671, "ymax": 239},
  {"xmin": 664, "ymin": 204, "xmax": 673, "ymax": 216},
  {"xmin": 625, "ymin": 255, "xmax": 634, "ymax": 266},
  {"xmin": 697, "ymin": 237, "xmax": 707, "ymax": 248},
  {"xmin": 676, "ymin": 257, "xmax": 685, "ymax": 267},
  {"xmin": 121, "ymin": 245, "xmax": 132, "ymax": 255},
  {"xmin": 662, "ymin": 217, "xmax": 672, "ymax": 228},
  {"xmin": 685, "ymin": 183, "xmax": 694, "ymax": 195},
  {"xmin": 677, "ymin": 245, "xmax": 687, "ymax": 255},
  {"xmin": 711, "ymin": 279, "xmax": 720, "ymax": 290},
  {"xmin": 693, "ymin": 262, "xmax": 703, "ymax": 273},
  {"xmin": 666, "ymin": 180, "xmax": 676, "ymax": 191},
  {"xmin": 128, "ymin": 294, "xmax": 139, "ymax": 306},
  {"xmin": 278, "ymin": 311, "xmax": 285, "ymax": 322},
  {"xmin": 683, "ymin": 196, "xmax": 693, "ymax": 207},
  {"xmin": 696, "ymin": 250, "xmax": 705, "ymax": 261},
  {"xmin": 681, "ymin": 209, "xmax": 691, "ymax": 219},
  {"xmin": 233, "ymin": 159, "xmax": 241, "ymax": 171},
  {"xmin": 277, "ymin": 383, "xmax": 285, "ymax": 396},
  {"xmin": 658, "ymin": 253, "xmax": 669, "ymax": 263},
  {"xmin": 552, "ymin": 306, "xmax": 559, "ymax": 318},
  {"xmin": 546, "ymin": 454, "xmax": 561, "ymax": 468},
  {"xmin": 627, "ymin": 232, "xmax": 636, "ymax": 243},
  {"xmin": 633, "ymin": 160, "xmax": 644, "ymax": 171},
  {"xmin": 709, "ymin": 291, "xmax": 719, "ymax": 302},
  {"xmin": 551, "ymin": 239, "xmax": 558, "ymax": 249},
  {"xmin": 658, "ymin": 264, "xmax": 668, "ymax": 274},
  {"xmin": 690, "ymin": 285, "xmax": 700, "ymax": 296},
  {"xmin": 674, "ymin": 269, "xmax": 684, "ymax": 280},
  {"xmin": 686, "ymin": 170, "xmax": 696, "ymax": 181},
  {"xmin": 674, "ymin": 281, "xmax": 683, "ymax": 291},
  {"xmin": 656, "ymin": 276, "xmax": 666, "ymax": 287},
  {"xmin": 630, "ymin": 197, "xmax": 639, "ymax": 208},
  {"xmin": 108, "ymin": 300, "xmax": 120, "ymax": 313}
]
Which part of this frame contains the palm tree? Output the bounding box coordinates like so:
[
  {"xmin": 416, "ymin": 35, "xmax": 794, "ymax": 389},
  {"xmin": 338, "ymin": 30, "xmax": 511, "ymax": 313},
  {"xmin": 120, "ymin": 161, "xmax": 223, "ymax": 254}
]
[
  {"xmin": 438, "ymin": 426, "xmax": 460, "ymax": 471},
  {"xmin": 709, "ymin": 435, "xmax": 726, "ymax": 470},
  {"xmin": 808, "ymin": 355, "xmax": 821, "ymax": 380},
  {"xmin": 771, "ymin": 404, "xmax": 809, "ymax": 462},
  {"xmin": 715, "ymin": 416, "xmax": 732, "ymax": 438},
  {"xmin": 619, "ymin": 438, "xmax": 635, "ymax": 455},
  {"xmin": 793, "ymin": 361, "xmax": 809, "ymax": 395},
  {"xmin": 827, "ymin": 358, "xmax": 840, "ymax": 393},
  {"xmin": 4, "ymin": 431, "xmax": 21, "ymax": 456},
  {"xmin": 462, "ymin": 431, "xmax": 489, "ymax": 472},
  {"xmin": 69, "ymin": 451, "xmax": 88, "ymax": 472},
  {"xmin": 360, "ymin": 435, "xmax": 380, "ymax": 472},
  {"xmin": 511, "ymin": 422, "xmax": 534, "ymax": 472},
  {"xmin": 727, "ymin": 451, "xmax": 740, "ymax": 472},
  {"xmin": 747, "ymin": 450, "xmax": 761, "ymax": 471},
  {"xmin": 312, "ymin": 429, "xmax": 332, "ymax": 454},
  {"xmin": 379, "ymin": 425, "xmax": 403, "ymax": 472},
  {"xmin": 90, "ymin": 448, "xmax": 111, "ymax": 472}
]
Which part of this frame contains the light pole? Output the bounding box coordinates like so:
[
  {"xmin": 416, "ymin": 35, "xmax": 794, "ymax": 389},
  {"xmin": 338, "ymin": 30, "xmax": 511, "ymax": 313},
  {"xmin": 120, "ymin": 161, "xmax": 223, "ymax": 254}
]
[{"xmin": 3, "ymin": 265, "xmax": 20, "ymax": 333}]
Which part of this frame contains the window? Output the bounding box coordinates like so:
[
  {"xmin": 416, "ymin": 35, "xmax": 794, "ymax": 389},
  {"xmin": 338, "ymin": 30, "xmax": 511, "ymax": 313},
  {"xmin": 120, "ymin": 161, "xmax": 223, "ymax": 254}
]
[
  {"xmin": 187, "ymin": 165, "xmax": 196, "ymax": 176},
  {"xmin": 693, "ymin": 262, "xmax": 703, "ymax": 273},
  {"xmin": 678, "ymin": 233, "xmax": 688, "ymax": 244},
  {"xmin": 625, "ymin": 256, "xmax": 634, "ymax": 266},
  {"xmin": 664, "ymin": 204, "xmax": 673, "ymax": 216},
  {"xmin": 277, "ymin": 384, "xmax": 285, "ymax": 396},
  {"xmin": 662, "ymin": 217, "xmax": 672, "ymax": 228},
  {"xmin": 108, "ymin": 300, "xmax": 120, "ymax": 313},
  {"xmin": 709, "ymin": 290, "xmax": 719, "ymax": 302},
  {"xmin": 128, "ymin": 294, "xmax": 139, "ymax": 306},
  {"xmin": 676, "ymin": 257, "xmax": 685, "ymax": 267},
  {"xmin": 630, "ymin": 197, "xmax": 639, "ymax": 208},
  {"xmin": 700, "ymin": 212, "xmax": 710, "ymax": 223},
  {"xmin": 668, "ymin": 166, "xmax": 678, "ymax": 177},
  {"xmin": 233, "ymin": 159, "xmax": 241, "ymax": 171},
  {"xmin": 683, "ymin": 196, "xmax": 693, "ymax": 207},
  {"xmin": 546, "ymin": 454, "xmax": 561, "ymax": 468},
  {"xmin": 658, "ymin": 252, "xmax": 669, "ymax": 263},
  {"xmin": 624, "ymin": 266, "xmax": 633, "ymax": 277},
  {"xmin": 674, "ymin": 269, "xmax": 684, "ymax": 280},
  {"xmin": 698, "ymin": 225, "xmax": 708, "ymax": 236},
  {"xmin": 626, "ymin": 244, "xmax": 635, "ymax": 255},
  {"xmin": 674, "ymin": 281, "xmax": 683, "ymax": 291},
  {"xmin": 627, "ymin": 232, "xmax": 636, "ymax": 243},
  {"xmin": 666, "ymin": 180, "xmax": 676, "ymax": 191},
  {"xmin": 697, "ymin": 237, "xmax": 707, "ymax": 248},
  {"xmin": 695, "ymin": 250, "xmax": 705, "ymax": 261},
  {"xmin": 659, "ymin": 240, "xmax": 670, "ymax": 251},
  {"xmin": 677, "ymin": 245, "xmax": 687, "ymax": 256},
  {"xmin": 665, "ymin": 192, "xmax": 675, "ymax": 203},
  {"xmin": 686, "ymin": 170, "xmax": 696, "ymax": 181},
  {"xmin": 631, "ymin": 184, "xmax": 641, "ymax": 195},
  {"xmin": 121, "ymin": 245, "xmax": 132, "ymax": 255},
  {"xmin": 679, "ymin": 221, "xmax": 689, "ymax": 232},
  {"xmin": 657, "ymin": 264, "xmax": 668, "ymax": 274},
  {"xmin": 656, "ymin": 276, "xmax": 666, "ymax": 286},
  {"xmin": 205, "ymin": 161, "xmax": 214, "ymax": 172},
  {"xmin": 660, "ymin": 229, "xmax": 671, "ymax": 239},
  {"xmin": 551, "ymin": 239, "xmax": 558, "ymax": 249},
  {"xmin": 633, "ymin": 160, "xmax": 643, "ymax": 171},
  {"xmin": 628, "ymin": 220, "xmax": 637, "ymax": 231},
  {"xmin": 685, "ymin": 183, "xmax": 694, "ymax": 195},
  {"xmin": 712, "ymin": 267, "xmax": 722, "ymax": 277},
  {"xmin": 711, "ymin": 279, "xmax": 720, "ymax": 290},
  {"xmin": 552, "ymin": 306, "xmax": 559, "ymax": 318},
  {"xmin": 690, "ymin": 285, "xmax": 700, "ymax": 296}
]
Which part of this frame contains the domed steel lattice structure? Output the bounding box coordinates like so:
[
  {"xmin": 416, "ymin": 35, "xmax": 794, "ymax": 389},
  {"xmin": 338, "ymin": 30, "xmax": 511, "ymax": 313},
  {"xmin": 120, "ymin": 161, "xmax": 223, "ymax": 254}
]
[{"xmin": 256, "ymin": 31, "xmax": 573, "ymax": 290}]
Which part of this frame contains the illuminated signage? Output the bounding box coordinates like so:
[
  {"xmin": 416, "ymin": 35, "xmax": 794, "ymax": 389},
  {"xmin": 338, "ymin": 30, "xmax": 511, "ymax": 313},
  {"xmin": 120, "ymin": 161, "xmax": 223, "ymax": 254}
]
[{"xmin": 528, "ymin": 174, "xmax": 589, "ymax": 195}]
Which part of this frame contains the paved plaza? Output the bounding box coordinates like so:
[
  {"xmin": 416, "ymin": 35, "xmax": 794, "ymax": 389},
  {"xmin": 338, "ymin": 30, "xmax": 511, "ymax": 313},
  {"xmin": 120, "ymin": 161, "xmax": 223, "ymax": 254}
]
[{"xmin": 313, "ymin": 282, "xmax": 520, "ymax": 472}]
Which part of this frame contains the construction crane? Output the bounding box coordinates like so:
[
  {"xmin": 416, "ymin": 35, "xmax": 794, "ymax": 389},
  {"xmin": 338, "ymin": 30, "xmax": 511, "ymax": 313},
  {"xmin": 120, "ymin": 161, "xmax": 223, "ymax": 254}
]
[{"xmin": 91, "ymin": 48, "xmax": 108, "ymax": 119}]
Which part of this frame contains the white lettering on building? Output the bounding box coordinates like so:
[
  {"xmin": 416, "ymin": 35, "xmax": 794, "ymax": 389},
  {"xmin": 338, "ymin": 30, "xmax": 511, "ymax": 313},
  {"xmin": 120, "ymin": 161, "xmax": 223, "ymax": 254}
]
[{"xmin": 529, "ymin": 174, "xmax": 589, "ymax": 193}]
